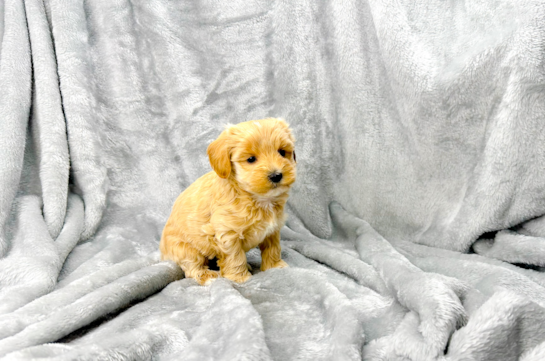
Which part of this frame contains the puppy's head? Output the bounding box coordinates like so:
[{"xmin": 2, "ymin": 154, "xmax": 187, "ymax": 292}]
[{"xmin": 207, "ymin": 118, "xmax": 296, "ymax": 197}]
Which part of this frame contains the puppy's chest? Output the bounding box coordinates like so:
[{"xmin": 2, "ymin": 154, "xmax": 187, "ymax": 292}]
[
  {"xmin": 249, "ymin": 214, "xmax": 280, "ymax": 238},
  {"xmin": 241, "ymin": 210, "xmax": 283, "ymax": 249},
  {"xmin": 207, "ymin": 202, "xmax": 286, "ymax": 250}
]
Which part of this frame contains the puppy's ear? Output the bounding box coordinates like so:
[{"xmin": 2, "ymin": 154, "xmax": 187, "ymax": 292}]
[{"xmin": 207, "ymin": 131, "xmax": 231, "ymax": 179}]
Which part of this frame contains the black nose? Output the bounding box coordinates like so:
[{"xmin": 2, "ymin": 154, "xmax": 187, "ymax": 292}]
[{"xmin": 268, "ymin": 172, "xmax": 283, "ymax": 183}]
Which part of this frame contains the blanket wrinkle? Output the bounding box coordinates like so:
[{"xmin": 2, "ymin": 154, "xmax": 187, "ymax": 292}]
[
  {"xmin": 0, "ymin": 261, "xmax": 183, "ymax": 357},
  {"xmin": 47, "ymin": 0, "xmax": 109, "ymax": 241},
  {"xmin": 0, "ymin": 194, "xmax": 83, "ymax": 315},
  {"xmin": 473, "ymin": 230, "xmax": 545, "ymax": 267},
  {"xmin": 330, "ymin": 202, "xmax": 468, "ymax": 359},
  {"xmin": 0, "ymin": 0, "xmax": 32, "ymax": 257},
  {"xmin": 281, "ymin": 227, "xmax": 389, "ymax": 295},
  {"xmin": 26, "ymin": 0, "xmax": 69, "ymax": 240},
  {"xmin": 521, "ymin": 341, "xmax": 545, "ymax": 361},
  {"xmin": 2, "ymin": 0, "xmax": 545, "ymax": 360},
  {"xmin": 443, "ymin": 289, "xmax": 545, "ymax": 361}
]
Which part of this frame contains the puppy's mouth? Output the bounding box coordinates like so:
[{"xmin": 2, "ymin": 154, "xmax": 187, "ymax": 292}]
[
  {"xmin": 269, "ymin": 178, "xmax": 295, "ymax": 191},
  {"xmin": 267, "ymin": 183, "xmax": 283, "ymax": 192},
  {"xmin": 259, "ymin": 185, "xmax": 289, "ymax": 198},
  {"xmin": 269, "ymin": 180, "xmax": 291, "ymax": 190}
]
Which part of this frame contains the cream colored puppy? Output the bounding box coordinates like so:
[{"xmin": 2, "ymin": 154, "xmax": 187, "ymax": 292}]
[{"xmin": 160, "ymin": 118, "xmax": 296, "ymax": 285}]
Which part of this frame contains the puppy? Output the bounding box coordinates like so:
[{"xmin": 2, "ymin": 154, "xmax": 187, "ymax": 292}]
[{"xmin": 160, "ymin": 118, "xmax": 296, "ymax": 285}]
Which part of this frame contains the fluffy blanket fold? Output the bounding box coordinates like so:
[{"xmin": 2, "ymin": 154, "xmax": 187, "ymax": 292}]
[{"xmin": 1, "ymin": 0, "xmax": 545, "ymax": 360}]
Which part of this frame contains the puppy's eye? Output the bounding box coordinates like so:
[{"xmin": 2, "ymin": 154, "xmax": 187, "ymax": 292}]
[
  {"xmin": 278, "ymin": 149, "xmax": 286, "ymax": 157},
  {"xmin": 247, "ymin": 156, "xmax": 256, "ymax": 163}
]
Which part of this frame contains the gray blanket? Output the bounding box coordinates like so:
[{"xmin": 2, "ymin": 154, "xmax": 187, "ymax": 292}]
[{"xmin": 2, "ymin": 0, "xmax": 545, "ymax": 360}]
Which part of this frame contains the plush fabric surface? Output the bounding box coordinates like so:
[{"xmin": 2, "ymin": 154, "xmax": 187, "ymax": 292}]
[{"xmin": 1, "ymin": 0, "xmax": 545, "ymax": 360}]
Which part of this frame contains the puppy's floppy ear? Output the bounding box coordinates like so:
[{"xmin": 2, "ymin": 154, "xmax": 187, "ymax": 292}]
[
  {"xmin": 278, "ymin": 119, "xmax": 296, "ymax": 163},
  {"xmin": 207, "ymin": 130, "xmax": 231, "ymax": 179}
]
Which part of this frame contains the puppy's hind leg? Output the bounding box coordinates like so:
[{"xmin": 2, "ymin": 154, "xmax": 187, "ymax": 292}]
[{"xmin": 169, "ymin": 241, "xmax": 219, "ymax": 285}]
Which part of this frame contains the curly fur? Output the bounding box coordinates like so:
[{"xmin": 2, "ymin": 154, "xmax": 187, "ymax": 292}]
[{"xmin": 160, "ymin": 118, "xmax": 296, "ymax": 285}]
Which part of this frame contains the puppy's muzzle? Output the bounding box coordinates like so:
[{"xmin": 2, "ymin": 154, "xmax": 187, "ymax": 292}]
[{"xmin": 268, "ymin": 172, "xmax": 283, "ymax": 184}]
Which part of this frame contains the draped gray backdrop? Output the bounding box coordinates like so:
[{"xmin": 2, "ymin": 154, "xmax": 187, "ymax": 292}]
[{"xmin": 1, "ymin": 0, "xmax": 545, "ymax": 360}]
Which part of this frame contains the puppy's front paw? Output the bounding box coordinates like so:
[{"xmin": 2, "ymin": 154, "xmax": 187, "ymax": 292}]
[
  {"xmin": 223, "ymin": 270, "xmax": 252, "ymax": 283},
  {"xmin": 261, "ymin": 259, "xmax": 289, "ymax": 272},
  {"xmin": 195, "ymin": 270, "xmax": 219, "ymax": 286}
]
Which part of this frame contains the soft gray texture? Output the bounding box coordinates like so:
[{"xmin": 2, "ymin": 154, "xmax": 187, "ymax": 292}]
[{"xmin": 1, "ymin": 0, "xmax": 545, "ymax": 360}]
